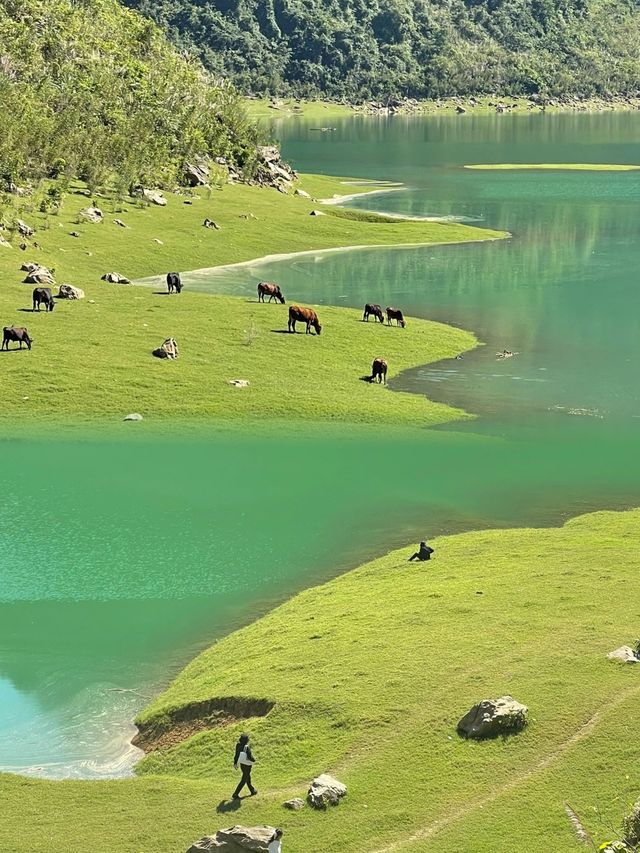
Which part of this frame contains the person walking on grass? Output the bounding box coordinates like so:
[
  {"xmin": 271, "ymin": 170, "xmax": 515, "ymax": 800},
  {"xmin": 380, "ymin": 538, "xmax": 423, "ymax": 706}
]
[
  {"xmin": 268, "ymin": 828, "xmax": 283, "ymax": 853},
  {"xmin": 232, "ymin": 732, "xmax": 257, "ymax": 799},
  {"xmin": 409, "ymin": 540, "xmax": 434, "ymax": 562}
]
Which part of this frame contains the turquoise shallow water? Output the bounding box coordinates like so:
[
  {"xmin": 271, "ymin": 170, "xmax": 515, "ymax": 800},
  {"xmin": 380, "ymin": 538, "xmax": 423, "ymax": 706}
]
[{"xmin": 2, "ymin": 113, "xmax": 640, "ymax": 778}]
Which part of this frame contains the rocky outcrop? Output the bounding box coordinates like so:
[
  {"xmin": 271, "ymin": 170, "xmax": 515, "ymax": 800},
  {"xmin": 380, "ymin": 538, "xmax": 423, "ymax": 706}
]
[
  {"xmin": 79, "ymin": 206, "xmax": 103, "ymax": 223},
  {"xmin": 23, "ymin": 266, "xmax": 55, "ymax": 285},
  {"xmin": 17, "ymin": 219, "xmax": 34, "ymax": 236},
  {"xmin": 253, "ymin": 146, "xmax": 297, "ymax": 192},
  {"xmin": 457, "ymin": 696, "xmax": 528, "ymax": 739},
  {"xmin": 58, "ymin": 284, "xmax": 85, "ymax": 299},
  {"xmin": 307, "ymin": 774, "xmax": 347, "ymax": 809},
  {"xmin": 607, "ymin": 645, "xmax": 640, "ymax": 663},
  {"xmin": 152, "ymin": 337, "xmax": 179, "ymax": 360},
  {"xmin": 186, "ymin": 825, "xmax": 277, "ymax": 852},
  {"xmin": 101, "ymin": 272, "xmax": 131, "ymax": 284},
  {"xmin": 184, "ymin": 158, "xmax": 212, "ymax": 187}
]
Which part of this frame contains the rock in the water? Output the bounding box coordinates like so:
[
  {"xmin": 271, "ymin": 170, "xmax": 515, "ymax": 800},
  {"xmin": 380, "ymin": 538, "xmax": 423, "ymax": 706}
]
[
  {"xmin": 607, "ymin": 645, "xmax": 639, "ymax": 663},
  {"xmin": 307, "ymin": 774, "xmax": 347, "ymax": 809},
  {"xmin": 142, "ymin": 188, "xmax": 167, "ymax": 206},
  {"xmin": 58, "ymin": 284, "xmax": 85, "ymax": 300},
  {"xmin": 123, "ymin": 413, "xmax": 143, "ymax": 421},
  {"xmin": 457, "ymin": 696, "xmax": 528, "ymax": 739},
  {"xmin": 23, "ymin": 266, "xmax": 55, "ymax": 285},
  {"xmin": 294, "ymin": 188, "xmax": 311, "ymax": 199},
  {"xmin": 283, "ymin": 798, "xmax": 305, "ymax": 811},
  {"xmin": 79, "ymin": 206, "xmax": 103, "ymax": 223},
  {"xmin": 17, "ymin": 219, "xmax": 34, "ymax": 237},
  {"xmin": 186, "ymin": 825, "xmax": 277, "ymax": 852},
  {"xmin": 153, "ymin": 337, "xmax": 179, "ymax": 359},
  {"xmin": 101, "ymin": 272, "xmax": 131, "ymax": 284}
]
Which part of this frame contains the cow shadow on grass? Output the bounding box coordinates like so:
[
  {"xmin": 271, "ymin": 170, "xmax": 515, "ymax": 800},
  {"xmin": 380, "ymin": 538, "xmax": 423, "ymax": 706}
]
[
  {"xmin": 152, "ymin": 291, "xmax": 172, "ymax": 296},
  {"xmin": 270, "ymin": 329, "xmax": 294, "ymax": 334}
]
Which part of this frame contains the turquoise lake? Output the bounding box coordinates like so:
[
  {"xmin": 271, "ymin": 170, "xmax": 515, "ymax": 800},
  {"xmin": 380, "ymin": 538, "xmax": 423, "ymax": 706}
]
[{"xmin": 1, "ymin": 113, "xmax": 639, "ymax": 777}]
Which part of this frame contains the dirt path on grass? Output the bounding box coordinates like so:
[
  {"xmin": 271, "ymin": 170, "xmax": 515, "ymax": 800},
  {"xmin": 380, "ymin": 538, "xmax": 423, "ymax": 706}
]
[{"xmin": 373, "ymin": 681, "xmax": 640, "ymax": 852}]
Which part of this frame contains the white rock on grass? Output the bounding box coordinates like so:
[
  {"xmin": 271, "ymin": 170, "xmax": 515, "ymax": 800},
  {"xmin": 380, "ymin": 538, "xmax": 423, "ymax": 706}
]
[
  {"xmin": 58, "ymin": 284, "xmax": 85, "ymax": 300},
  {"xmin": 101, "ymin": 272, "xmax": 131, "ymax": 284},
  {"xmin": 283, "ymin": 798, "xmax": 305, "ymax": 811},
  {"xmin": 123, "ymin": 413, "xmax": 143, "ymax": 422},
  {"xmin": 307, "ymin": 774, "xmax": 347, "ymax": 809},
  {"xmin": 607, "ymin": 645, "xmax": 639, "ymax": 663}
]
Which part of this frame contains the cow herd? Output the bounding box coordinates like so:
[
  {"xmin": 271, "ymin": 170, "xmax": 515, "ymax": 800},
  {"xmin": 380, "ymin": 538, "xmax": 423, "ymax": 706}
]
[{"xmin": 1, "ymin": 271, "xmax": 406, "ymax": 389}]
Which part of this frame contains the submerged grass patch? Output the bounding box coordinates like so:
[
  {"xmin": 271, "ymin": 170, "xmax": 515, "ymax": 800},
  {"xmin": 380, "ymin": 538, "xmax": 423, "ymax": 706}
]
[
  {"xmin": 464, "ymin": 163, "xmax": 640, "ymax": 171},
  {"xmin": 2, "ymin": 508, "xmax": 640, "ymax": 851}
]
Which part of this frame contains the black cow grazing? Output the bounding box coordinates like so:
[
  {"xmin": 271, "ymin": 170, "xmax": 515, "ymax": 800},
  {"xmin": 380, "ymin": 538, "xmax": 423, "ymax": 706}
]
[
  {"xmin": 32, "ymin": 287, "xmax": 55, "ymax": 312},
  {"xmin": 371, "ymin": 357, "xmax": 388, "ymax": 384},
  {"xmin": 288, "ymin": 305, "xmax": 322, "ymax": 335},
  {"xmin": 2, "ymin": 326, "xmax": 32, "ymax": 350},
  {"xmin": 363, "ymin": 303, "xmax": 384, "ymax": 323},
  {"xmin": 257, "ymin": 282, "xmax": 285, "ymax": 304},
  {"xmin": 386, "ymin": 307, "xmax": 406, "ymax": 328},
  {"xmin": 166, "ymin": 272, "xmax": 182, "ymax": 294}
]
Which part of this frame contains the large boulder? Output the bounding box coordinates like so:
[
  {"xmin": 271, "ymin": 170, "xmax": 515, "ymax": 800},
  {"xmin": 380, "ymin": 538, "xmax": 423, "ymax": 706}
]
[
  {"xmin": 307, "ymin": 773, "xmax": 347, "ymax": 809},
  {"xmin": 101, "ymin": 272, "xmax": 131, "ymax": 284},
  {"xmin": 58, "ymin": 284, "xmax": 85, "ymax": 300},
  {"xmin": 457, "ymin": 696, "xmax": 528, "ymax": 739},
  {"xmin": 23, "ymin": 266, "xmax": 55, "ymax": 285},
  {"xmin": 79, "ymin": 206, "xmax": 103, "ymax": 223},
  {"xmin": 184, "ymin": 158, "xmax": 211, "ymax": 187},
  {"xmin": 142, "ymin": 188, "xmax": 167, "ymax": 207},
  {"xmin": 253, "ymin": 146, "xmax": 297, "ymax": 191},
  {"xmin": 186, "ymin": 825, "xmax": 277, "ymax": 852}
]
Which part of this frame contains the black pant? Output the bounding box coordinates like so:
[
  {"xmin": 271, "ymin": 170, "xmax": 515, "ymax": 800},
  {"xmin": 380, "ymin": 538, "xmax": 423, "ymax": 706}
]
[{"xmin": 233, "ymin": 764, "xmax": 256, "ymax": 797}]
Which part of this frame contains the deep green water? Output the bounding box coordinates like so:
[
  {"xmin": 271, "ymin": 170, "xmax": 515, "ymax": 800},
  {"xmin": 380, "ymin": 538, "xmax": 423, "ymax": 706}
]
[{"xmin": 2, "ymin": 113, "xmax": 640, "ymax": 778}]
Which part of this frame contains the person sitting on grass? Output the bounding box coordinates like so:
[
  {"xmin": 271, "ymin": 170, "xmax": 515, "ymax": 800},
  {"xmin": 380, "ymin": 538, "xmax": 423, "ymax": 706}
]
[
  {"xmin": 409, "ymin": 541, "xmax": 434, "ymax": 562},
  {"xmin": 268, "ymin": 828, "xmax": 284, "ymax": 853},
  {"xmin": 232, "ymin": 732, "xmax": 257, "ymax": 799}
]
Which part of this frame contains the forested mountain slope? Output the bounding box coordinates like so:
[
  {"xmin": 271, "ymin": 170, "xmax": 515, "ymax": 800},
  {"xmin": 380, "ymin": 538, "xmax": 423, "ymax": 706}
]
[
  {"xmin": 0, "ymin": 0, "xmax": 261, "ymax": 188},
  {"xmin": 122, "ymin": 0, "xmax": 640, "ymax": 101}
]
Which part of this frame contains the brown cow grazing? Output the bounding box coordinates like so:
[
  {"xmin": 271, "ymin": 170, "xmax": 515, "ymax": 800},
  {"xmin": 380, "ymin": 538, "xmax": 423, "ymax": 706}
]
[
  {"xmin": 258, "ymin": 282, "xmax": 285, "ymax": 304},
  {"xmin": 32, "ymin": 287, "xmax": 55, "ymax": 312},
  {"xmin": 371, "ymin": 357, "xmax": 388, "ymax": 384},
  {"xmin": 386, "ymin": 307, "xmax": 406, "ymax": 328},
  {"xmin": 166, "ymin": 272, "xmax": 182, "ymax": 293},
  {"xmin": 363, "ymin": 303, "xmax": 384, "ymax": 323},
  {"xmin": 288, "ymin": 305, "xmax": 322, "ymax": 335},
  {"xmin": 2, "ymin": 326, "xmax": 32, "ymax": 350}
]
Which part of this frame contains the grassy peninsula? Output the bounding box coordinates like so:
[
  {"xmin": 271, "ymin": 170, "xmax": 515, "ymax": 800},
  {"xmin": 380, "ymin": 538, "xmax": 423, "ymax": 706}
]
[
  {"xmin": 0, "ymin": 175, "xmax": 503, "ymax": 427},
  {"xmin": 2, "ymin": 508, "xmax": 640, "ymax": 851}
]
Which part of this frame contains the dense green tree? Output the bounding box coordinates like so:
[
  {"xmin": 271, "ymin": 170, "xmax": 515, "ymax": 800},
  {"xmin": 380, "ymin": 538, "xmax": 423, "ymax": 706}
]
[
  {"xmin": 0, "ymin": 0, "xmax": 263, "ymax": 187},
  {"xmin": 122, "ymin": 0, "xmax": 640, "ymax": 100}
]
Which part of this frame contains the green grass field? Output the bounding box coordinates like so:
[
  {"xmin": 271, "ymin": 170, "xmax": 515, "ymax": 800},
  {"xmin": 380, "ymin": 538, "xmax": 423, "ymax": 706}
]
[
  {"xmin": 2, "ymin": 508, "xmax": 639, "ymax": 852},
  {"xmin": 464, "ymin": 163, "xmax": 640, "ymax": 171},
  {"xmin": 0, "ymin": 175, "xmax": 502, "ymax": 428}
]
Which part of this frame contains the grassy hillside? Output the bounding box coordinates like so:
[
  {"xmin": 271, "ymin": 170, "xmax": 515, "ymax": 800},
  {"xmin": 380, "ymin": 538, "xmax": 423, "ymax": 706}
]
[
  {"xmin": 0, "ymin": 175, "xmax": 504, "ymax": 426},
  {"xmin": 122, "ymin": 0, "xmax": 640, "ymax": 102},
  {"xmin": 0, "ymin": 0, "xmax": 261, "ymax": 189},
  {"xmin": 3, "ymin": 508, "xmax": 640, "ymax": 851}
]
